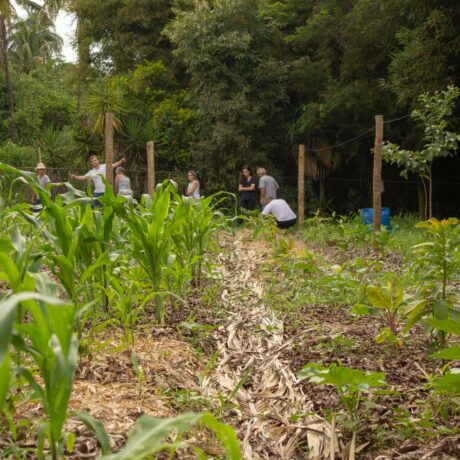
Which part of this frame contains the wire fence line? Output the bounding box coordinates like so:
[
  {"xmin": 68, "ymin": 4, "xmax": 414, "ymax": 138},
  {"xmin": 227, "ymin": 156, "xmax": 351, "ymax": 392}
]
[{"xmin": 302, "ymin": 113, "xmax": 411, "ymax": 152}]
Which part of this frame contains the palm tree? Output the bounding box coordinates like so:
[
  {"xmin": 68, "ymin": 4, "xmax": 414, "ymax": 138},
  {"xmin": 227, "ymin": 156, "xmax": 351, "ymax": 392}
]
[
  {"xmin": 0, "ymin": 0, "xmax": 44, "ymax": 140},
  {"xmin": 0, "ymin": 0, "xmax": 18, "ymax": 140},
  {"xmin": 9, "ymin": 14, "xmax": 62, "ymax": 73}
]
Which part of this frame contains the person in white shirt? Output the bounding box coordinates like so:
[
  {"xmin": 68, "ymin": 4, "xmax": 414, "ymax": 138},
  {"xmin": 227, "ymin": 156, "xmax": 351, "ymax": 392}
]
[
  {"xmin": 262, "ymin": 199, "xmax": 297, "ymax": 228},
  {"xmin": 71, "ymin": 154, "xmax": 126, "ymax": 207},
  {"xmin": 184, "ymin": 170, "xmax": 200, "ymax": 199}
]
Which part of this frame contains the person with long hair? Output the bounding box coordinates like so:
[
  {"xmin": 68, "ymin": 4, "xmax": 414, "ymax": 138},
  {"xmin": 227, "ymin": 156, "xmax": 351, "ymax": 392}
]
[
  {"xmin": 185, "ymin": 170, "xmax": 200, "ymax": 199},
  {"xmin": 238, "ymin": 165, "xmax": 257, "ymax": 211},
  {"xmin": 114, "ymin": 167, "xmax": 133, "ymax": 200}
]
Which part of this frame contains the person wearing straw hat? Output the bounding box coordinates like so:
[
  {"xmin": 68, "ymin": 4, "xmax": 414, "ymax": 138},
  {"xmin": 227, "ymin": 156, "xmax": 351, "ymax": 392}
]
[{"xmin": 31, "ymin": 162, "xmax": 51, "ymax": 212}]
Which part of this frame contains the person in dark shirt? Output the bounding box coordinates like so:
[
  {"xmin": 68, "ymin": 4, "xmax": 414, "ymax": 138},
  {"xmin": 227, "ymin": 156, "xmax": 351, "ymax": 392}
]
[{"xmin": 238, "ymin": 165, "xmax": 257, "ymax": 211}]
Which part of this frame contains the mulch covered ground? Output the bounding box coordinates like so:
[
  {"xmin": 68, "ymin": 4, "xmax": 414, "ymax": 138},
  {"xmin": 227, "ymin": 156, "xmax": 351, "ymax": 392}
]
[{"xmin": 3, "ymin": 228, "xmax": 460, "ymax": 459}]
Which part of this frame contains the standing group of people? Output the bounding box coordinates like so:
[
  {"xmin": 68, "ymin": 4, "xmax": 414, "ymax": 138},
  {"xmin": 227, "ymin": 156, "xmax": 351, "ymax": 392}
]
[
  {"xmin": 239, "ymin": 166, "xmax": 297, "ymax": 228},
  {"xmin": 31, "ymin": 156, "xmax": 296, "ymax": 229}
]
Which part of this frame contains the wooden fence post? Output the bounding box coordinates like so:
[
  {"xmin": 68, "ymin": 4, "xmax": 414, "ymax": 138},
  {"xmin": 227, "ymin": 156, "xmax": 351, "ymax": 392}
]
[
  {"xmin": 373, "ymin": 115, "xmax": 384, "ymax": 232},
  {"xmin": 298, "ymin": 144, "xmax": 305, "ymax": 226},
  {"xmin": 105, "ymin": 112, "xmax": 114, "ymax": 187},
  {"xmin": 147, "ymin": 141, "xmax": 155, "ymax": 196}
]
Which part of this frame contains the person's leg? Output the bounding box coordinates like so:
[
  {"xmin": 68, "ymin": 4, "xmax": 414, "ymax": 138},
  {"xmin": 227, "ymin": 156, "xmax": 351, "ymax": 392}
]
[
  {"xmin": 240, "ymin": 198, "xmax": 250, "ymax": 211},
  {"xmin": 277, "ymin": 218, "xmax": 297, "ymax": 229},
  {"xmin": 246, "ymin": 200, "xmax": 256, "ymax": 211},
  {"xmin": 91, "ymin": 192, "xmax": 104, "ymax": 209},
  {"xmin": 238, "ymin": 199, "xmax": 249, "ymax": 225}
]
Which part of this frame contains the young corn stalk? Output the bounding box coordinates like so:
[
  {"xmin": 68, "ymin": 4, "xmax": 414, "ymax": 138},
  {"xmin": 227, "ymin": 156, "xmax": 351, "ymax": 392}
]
[{"xmin": 1, "ymin": 282, "xmax": 79, "ymax": 460}]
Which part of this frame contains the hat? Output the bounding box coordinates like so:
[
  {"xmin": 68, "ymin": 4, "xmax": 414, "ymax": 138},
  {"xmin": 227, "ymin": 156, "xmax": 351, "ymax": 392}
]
[{"xmin": 35, "ymin": 162, "xmax": 46, "ymax": 170}]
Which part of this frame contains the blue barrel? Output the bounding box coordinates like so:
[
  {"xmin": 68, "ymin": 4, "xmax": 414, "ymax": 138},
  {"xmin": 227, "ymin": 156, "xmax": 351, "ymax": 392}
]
[{"xmin": 361, "ymin": 207, "xmax": 390, "ymax": 230}]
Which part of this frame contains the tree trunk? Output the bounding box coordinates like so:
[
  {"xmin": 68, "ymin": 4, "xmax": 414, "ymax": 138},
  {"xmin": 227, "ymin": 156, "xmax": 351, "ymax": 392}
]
[
  {"xmin": 372, "ymin": 115, "xmax": 384, "ymax": 232},
  {"xmin": 319, "ymin": 178, "xmax": 326, "ymax": 214},
  {"xmin": 417, "ymin": 177, "xmax": 426, "ymax": 220},
  {"xmin": 428, "ymin": 163, "xmax": 433, "ymax": 219},
  {"xmin": 0, "ymin": 15, "xmax": 17, "ymax": 142},
  {"xmin": 297, "ymin": 144, "xmax": 305, "ymax": 225},
  {"xmin": 76, "ymin": 17, "xmax": 90, "ymax": 112}
]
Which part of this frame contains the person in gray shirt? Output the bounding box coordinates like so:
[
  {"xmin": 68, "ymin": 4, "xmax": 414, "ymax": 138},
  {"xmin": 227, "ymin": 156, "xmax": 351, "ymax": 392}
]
[{"xmin": 256, "ymin": 167, "xmax": 279, "ymax": 208}]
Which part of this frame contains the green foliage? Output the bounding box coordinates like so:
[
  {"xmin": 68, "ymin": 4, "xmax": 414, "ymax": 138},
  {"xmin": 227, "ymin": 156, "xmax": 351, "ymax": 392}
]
[
  {"xmin": 11, "ymin": 66, "xmax": 76, "ymax": 145},
  {"xmin": 298, "ymin": 363, "xmax": 387, "ymax": 429},
  {"xmin": 165, "ymin": 0, "xmax": 289, "ymax": 191},
  {"xmin": 353, "ymin": 275, "xmax": 406, "ymax": 345},
  {"xmin": 413, "ymin": 218, "xmax": 460, "ymax": 299},
  {"xmin": 9, "ymin": 13, "xmax": 62, "ymax": 74},
  {"xmin": 84, "ymin": 79, "xmax": 127, "ymax": 134},
  {"xmin": 1, "ymin": 288, "xmax": 78, "ymax": 460},
  {"xmin": 0, "ymin": 141, "xmax": 36, "ymax": 167},
  {"xmin": 78, "ymin": 411, "xmax": 240, "ymax": 460},
  {"xmin": 427, "ymin": 318, "xmax": 460, "ymax": 395},
  {"xmin": 72, "ymin": 0, "xmax": 173, "ymax": 72},
  {"xmin": 405, "ymin": 218, "xmax": 460, "ymax": 346},
  {"xmin": 383, "ymin": 86, "xmax": 460, "ymax": 179}
]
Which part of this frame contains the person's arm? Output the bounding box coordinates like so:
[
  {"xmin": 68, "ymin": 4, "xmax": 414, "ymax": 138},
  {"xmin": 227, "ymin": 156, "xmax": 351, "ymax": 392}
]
[
  {"xmin": 241, "ymin": 182, "xmax": 256, "ymax": 191},
  {"xmin": 113, "ymin": 156, "xmax": 126, "ymax": 169},
  {"xmin": 260, "ymin": 186, "xmax": 266, "ymax": 204},
  {"xmin": 262, "ymin": 203, "xmax": 271, "ymax": 216},
  {"xmin": 70, "ymin": 174, "xmax": 88, "ymax": 181}
]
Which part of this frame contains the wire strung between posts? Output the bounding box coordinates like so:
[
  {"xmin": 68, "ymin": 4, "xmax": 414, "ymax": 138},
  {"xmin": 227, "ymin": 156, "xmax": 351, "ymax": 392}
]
[{"xmin": 303, "ymin": 113, "xmax": 411, "ymax": 152}]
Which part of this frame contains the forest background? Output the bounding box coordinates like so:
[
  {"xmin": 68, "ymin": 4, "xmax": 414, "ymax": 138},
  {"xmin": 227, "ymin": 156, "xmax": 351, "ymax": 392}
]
[{"xmin": 0, "ymin": 0, "xmax": 459, "ymax": 216}]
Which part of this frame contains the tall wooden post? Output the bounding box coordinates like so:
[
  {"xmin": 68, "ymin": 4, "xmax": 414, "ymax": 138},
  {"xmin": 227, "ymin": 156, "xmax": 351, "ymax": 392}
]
[
  {"xmin": 298, "ymin": 144, "xmax": 305, "ymax": 226},
  {"xmin": 147, "ymin": 141, "xmax": 155, "ymax": 196},
  {"xmin": 373, "ymin": 115, "xmax": 384, "ymax": 232},
  {"xmin": 105, "ymin": 112, "xmax": 114, "ymax": 187}
]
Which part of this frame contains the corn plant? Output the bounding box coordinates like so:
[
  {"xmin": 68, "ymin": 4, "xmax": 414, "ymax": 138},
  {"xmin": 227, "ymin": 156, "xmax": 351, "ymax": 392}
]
[
  {"xmin": 79, "ymin": 411, "xmax": 241, "ymax": 460},
  {"xmin": 172, "ymin": 193, "xmax": 228, "ymax": 287},
  {"xmin": 1, "ymin": 283, "xmax": 79, "ymax": 460},
  {"xmin": 105, "ymin": 188, "xmax": 181, "ymax": 323},
  {"xmin": 0, "ymin": 228, "xmax": 43, "ymax": 297},
  {"xmin": 105, "ymin": 271, "xmax": 146, "ymax": 349},
  {"xmin": 0, "ymin": 165, "xmax": 122, "ymax": 318}
]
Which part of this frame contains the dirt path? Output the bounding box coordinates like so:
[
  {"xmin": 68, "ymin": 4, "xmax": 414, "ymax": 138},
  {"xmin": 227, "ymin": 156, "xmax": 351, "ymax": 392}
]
[{"xmin": 201, "ymin": 231, "xmax": 335, "ymax": 459}]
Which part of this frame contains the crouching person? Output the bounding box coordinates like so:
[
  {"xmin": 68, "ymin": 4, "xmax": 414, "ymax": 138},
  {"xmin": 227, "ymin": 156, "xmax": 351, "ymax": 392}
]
[{"xmin": 262, "ymin": 199, "xmax": 297, "ymax": 229}]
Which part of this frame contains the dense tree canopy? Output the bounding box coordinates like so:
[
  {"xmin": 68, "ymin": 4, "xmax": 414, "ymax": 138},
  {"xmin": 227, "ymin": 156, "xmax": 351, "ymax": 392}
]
[{"xmin": 1, "ymin": 0, "xmax": 459, "ymax": 213}]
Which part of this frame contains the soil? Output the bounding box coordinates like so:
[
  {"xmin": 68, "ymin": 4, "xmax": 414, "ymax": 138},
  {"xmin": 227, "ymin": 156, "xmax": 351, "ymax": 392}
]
[{"xmin": 2, "ymin": 228, "xmax": 460, "ymax": 459}]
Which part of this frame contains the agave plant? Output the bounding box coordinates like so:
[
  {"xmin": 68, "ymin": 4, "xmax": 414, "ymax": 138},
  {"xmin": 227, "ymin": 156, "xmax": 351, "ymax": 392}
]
[{"xmin": 84, "ymin": 78, "xmax": 127, "ymax": 135}]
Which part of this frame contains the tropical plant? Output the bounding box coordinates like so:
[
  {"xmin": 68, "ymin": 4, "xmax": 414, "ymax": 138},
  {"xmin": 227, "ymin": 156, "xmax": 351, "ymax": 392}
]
[
  {"xmin": 405, "ymin": 218, "xmax": 460, "ymax": 346},
  {"xmin": 298, "ymin": 363, "xmax": 387, "ymax": 451},
  {"xmin": 37, "ymin": 125, "xmax": 74, "ymax": 168},
  {"xmin": 9, "ymin": 13, "xmax": 62, "ymax": 74},
  {"xmin": 352, "ymin": 275, "xmax": 406, "ymax": 346},
  {"xmin": 428, "ymin": 318, "xmax": 460, "ymax": 395},
  {"xmin": 84, "ymin": 78, "xmax": 127, "ymax": 135},
  {"xmin": 0, "ymin": 0, "xmax": 19, "ymax": 140}
]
